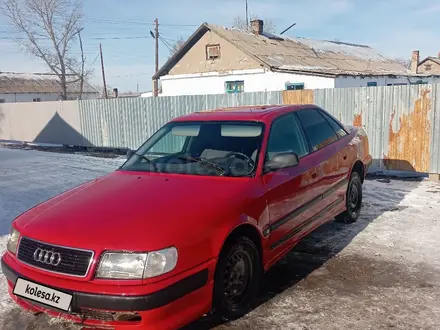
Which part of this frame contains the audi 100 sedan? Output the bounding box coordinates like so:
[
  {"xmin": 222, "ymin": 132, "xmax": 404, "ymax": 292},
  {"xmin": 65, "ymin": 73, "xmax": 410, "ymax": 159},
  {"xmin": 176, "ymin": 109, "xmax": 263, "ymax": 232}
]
[{"xmin": 2, "ymin": 104, "xmax": 371, "ymax": 330}]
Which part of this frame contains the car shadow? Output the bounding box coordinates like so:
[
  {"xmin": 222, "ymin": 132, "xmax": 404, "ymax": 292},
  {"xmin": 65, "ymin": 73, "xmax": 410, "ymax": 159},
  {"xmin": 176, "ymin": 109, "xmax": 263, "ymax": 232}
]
[{"xmin": 182, "ymin": 159, "xmax": 425, "ymax": 330}]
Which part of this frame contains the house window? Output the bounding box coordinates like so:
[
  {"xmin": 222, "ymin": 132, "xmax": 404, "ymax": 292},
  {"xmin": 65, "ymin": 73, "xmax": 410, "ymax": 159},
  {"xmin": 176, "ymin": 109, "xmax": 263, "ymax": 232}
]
[
  {"xmin": 33, "ymin": 98, "xmax": 41, "ymax": 102},
  {"xmin": 206, "ymin": 44, "xmax": 221, "ymax": 60},
  {"xmin": 412, "ymin": 80, "xmax": 428, "ymax": 85},
  {"xmin": 285, "ymin": 83, "xmax": 305, "ymax": 91},
  {"xmin": 367, "ymin": 82, "xmax": 377, "ymax": 87},
  {"xmin": 424, "ymin": 64, "xmax": 432, "ymax": 71},
  {"xmin": 0, "ymin": 99, "xmax": 5, "ymax": 103},
  {"xmin": 225, "ymin": 81, "xmax": 244, "ymax": 93}
]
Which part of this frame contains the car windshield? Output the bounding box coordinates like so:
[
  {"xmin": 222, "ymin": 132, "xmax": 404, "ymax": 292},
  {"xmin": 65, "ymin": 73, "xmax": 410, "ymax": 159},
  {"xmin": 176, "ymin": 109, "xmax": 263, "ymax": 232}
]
[{"xmin": 120, "ymin": 121, "xmax": 264, "ymax": 177}]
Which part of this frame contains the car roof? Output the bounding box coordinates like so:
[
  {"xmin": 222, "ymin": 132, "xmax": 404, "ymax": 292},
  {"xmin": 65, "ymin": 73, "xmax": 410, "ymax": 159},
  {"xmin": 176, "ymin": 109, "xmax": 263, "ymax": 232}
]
[{"xmin": 170, "ymin": 104, "xmax": 318, "ymax": 123}]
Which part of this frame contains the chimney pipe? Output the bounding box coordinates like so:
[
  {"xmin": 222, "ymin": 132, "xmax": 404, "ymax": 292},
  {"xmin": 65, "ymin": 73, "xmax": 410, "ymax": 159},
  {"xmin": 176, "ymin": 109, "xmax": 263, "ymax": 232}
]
[
  {"xmin": 113, "ymin": 88, "xmax": 119, "ymax": 98},
  {"xmin": 250, "ymin": 19, "xmax": 263, "ymax": 35},
  {"xmin": 410, "ymin": 50, "xmax": 419, "ymax": 73}
]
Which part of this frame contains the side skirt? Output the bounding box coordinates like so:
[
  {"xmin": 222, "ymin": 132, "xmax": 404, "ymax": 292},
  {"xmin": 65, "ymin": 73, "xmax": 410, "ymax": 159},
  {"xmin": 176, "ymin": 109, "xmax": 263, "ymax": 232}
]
[{"xmin": 269, "ymin": 194, "xmax": 345, "ymax": 251}]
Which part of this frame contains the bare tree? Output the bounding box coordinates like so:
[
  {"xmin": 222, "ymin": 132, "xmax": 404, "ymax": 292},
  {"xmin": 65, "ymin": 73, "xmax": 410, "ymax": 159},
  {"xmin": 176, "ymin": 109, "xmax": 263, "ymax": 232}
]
[
  {"xmin": 393, "ymin": 57, "xmax": 411, "ymax": 69},
  {"xmin": 232, "ymin": 15, "xmax": 277, "ymax": 33},
  {"xmin": 1, "ymin": 0, "xmax": 90, "ymax": 100},
  {"xmin": 169, "ymin": 36, "xmax": 186, "ymax": 56}
]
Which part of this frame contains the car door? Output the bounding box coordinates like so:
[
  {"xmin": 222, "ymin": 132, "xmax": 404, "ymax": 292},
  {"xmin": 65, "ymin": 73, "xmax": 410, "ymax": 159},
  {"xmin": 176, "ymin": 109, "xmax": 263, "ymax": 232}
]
[
  {"xmin": 262, "ymin": 113, "xmax": 322, "ymax": 251},
  {"xmin": 318, "ymin": 109, "xmax": 352, "ymax": 179},
  {"xmin": 295, "ymin": 108, "xmax": 349, "ymax": 216}
]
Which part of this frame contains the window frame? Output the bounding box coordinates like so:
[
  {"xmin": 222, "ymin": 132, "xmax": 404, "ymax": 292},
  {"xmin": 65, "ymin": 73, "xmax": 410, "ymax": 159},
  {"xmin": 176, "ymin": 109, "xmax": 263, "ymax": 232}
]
[
  {"xmin": 285, "ymin": 82, "xmax": 305, "ymax": 91},
  {"xmin": 367, "ymin": 82, "xmax": 377, "ymax": 87},
  {"xmin": 295, "ymin": 108, "xmax": 340, "ymax": 153},
  {"xmin": 225, "ymin": 80, "xmax": 244, "ymax": 94},
  {"xmin": 263, "ymin": 112, "xmax": 311, "ymax": 173},
  {"xmin": 206, "ymin": 44, "xmax": 221, "ymax": 60}
]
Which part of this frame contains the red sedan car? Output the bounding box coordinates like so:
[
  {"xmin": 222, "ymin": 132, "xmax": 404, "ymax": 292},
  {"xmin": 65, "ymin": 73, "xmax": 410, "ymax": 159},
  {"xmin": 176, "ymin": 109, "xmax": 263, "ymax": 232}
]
[{"xmin": 2, "ymin": 104, "xmax": 371, "ymax": 330}]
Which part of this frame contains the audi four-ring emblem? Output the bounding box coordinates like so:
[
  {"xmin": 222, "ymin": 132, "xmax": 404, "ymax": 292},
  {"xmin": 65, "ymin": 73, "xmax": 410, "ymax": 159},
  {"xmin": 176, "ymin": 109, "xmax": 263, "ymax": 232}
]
[{"xmin": 33, "ymin": 248, "xmax": 62, "ymax": 266}]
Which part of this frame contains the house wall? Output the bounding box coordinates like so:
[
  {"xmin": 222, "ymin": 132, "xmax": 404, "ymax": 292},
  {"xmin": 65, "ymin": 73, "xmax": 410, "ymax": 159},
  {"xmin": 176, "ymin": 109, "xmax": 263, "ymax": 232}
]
[
  {"xmin": 418, "ymin": 59, "xmax": 440, "ymax": 74},
  {"xmin": 335, "ymin": 75, "xmax": 440, "ymax": 88},
  {"xmin": 169, "ymin": 30, "xmax": 261, "ymax": 75},
  {"xmin": 160, "ymin": 69, "xmax": 335, "ymax": 96},
  {"xmin": 0, "ymin": 92, "xmax": 98, "ymax": 103}
]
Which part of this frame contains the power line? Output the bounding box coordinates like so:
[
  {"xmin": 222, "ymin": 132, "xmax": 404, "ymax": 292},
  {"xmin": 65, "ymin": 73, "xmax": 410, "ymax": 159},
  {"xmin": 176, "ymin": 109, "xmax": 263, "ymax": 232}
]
[
  {"xmin": 55, "ymin": 14, "xmax": 199, "ymax": 27},
  {"xmin": 159, "ymin": 36, "xmax": 174, "ymax": 53},
  {"xmin": 0, "ymin": 35, "xmax": 152, "ymax": 40},
  {"xmin": 160, "ymin": 36, "xmax": 179, "ymax": 43},
  {"xmin": 109, "ymin": 73, "xmax": 151, "ymax": 78}
]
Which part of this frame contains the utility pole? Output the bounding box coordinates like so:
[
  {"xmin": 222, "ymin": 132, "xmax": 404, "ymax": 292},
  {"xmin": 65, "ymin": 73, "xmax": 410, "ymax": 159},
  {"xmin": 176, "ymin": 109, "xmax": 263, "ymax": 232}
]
[
  {"xmin": 99, "ymin": 43, "xmax": 108, "ymax": 99},
  {"xmin": 153, "ymin": 18, "xmax": 159, "ymax": 97},
  {"xmin": 245, "ymin": 0, "xmax": 249, "ymax": 30}
]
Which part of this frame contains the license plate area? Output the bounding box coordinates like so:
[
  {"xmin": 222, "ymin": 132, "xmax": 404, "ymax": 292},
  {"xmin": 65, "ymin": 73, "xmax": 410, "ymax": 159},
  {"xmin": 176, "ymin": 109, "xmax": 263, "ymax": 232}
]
[{"xmin": 13, "ymin": 278, "xmax": 73, "ymax": 312}]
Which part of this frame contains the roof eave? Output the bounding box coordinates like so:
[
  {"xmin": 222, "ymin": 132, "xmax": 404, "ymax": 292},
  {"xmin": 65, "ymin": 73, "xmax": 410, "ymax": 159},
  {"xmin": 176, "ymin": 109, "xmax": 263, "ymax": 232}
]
[
  {"xmin": 152, "ymin": 23, "xmax": 210, "ymax": 80},
  {"xmin": 271, "ymin": 67, "xmax": 338, "ymax": 78}
]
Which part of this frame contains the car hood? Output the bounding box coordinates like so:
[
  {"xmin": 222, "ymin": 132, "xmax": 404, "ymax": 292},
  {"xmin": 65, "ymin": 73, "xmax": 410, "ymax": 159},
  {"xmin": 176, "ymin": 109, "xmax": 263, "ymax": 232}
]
[{"xmin": 15, "ymin": 170, "xmax": 252, "ymax": 251}]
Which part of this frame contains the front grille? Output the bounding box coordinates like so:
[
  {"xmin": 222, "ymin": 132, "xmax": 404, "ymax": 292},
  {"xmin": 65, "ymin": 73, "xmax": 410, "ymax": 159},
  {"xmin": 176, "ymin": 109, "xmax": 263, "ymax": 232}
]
[{"xmin": 17, "ymin": 237, "xmax": 94, "ymax": 277}]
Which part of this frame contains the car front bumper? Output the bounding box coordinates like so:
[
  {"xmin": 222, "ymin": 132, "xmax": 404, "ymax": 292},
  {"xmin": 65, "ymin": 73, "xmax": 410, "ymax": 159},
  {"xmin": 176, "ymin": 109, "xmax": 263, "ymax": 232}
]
[{"xmin": 1, "ymin": 255, "xmax": 216, "ymax": 330}]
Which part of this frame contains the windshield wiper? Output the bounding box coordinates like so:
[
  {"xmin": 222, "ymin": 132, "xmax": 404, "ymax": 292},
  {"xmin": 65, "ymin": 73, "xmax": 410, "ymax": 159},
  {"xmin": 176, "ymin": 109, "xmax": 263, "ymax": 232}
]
[
  {"xmin": 176, "ymin": 155, "xmax": 225, "ymax": 175},
  {"xmin": 134, "ymin": 153, "xmax": 158, "ymax": 171}
]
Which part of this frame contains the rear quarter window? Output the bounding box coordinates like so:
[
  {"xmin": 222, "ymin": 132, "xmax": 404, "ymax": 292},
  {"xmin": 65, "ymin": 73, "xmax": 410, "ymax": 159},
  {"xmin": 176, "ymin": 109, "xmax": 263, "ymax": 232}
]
[
  {"xmin": 319, "ymin": 110, "xmax": 348, "ymax": 138},
  {"xmin": 296, "ymin": 109, "xmax": 339, "ymax": 151}
]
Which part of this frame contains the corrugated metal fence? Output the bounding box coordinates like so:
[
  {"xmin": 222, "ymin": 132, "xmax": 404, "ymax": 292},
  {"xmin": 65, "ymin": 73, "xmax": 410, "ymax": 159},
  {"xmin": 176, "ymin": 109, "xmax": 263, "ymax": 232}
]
[
  {"xmin": 2, "ymin": 85, "xmax": 440, "ymax": 174},
  {"xmin": 79, "ymin": 92, "xmax": 282, "ymax": 150}
]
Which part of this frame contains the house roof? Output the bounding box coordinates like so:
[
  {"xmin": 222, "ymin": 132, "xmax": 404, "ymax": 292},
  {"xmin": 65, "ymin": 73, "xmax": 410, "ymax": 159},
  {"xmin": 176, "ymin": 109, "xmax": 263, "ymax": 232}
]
[
  {"xmin": 0, "ymin": 72, "xmax": 98, "ymax": 94},
  {"xmin": 153, "ymin": 23, "xmax": 410, "ymax": 79},
  {"xmin": 418, "ymin": 57, "xmax": 440, "ymax": 66}
]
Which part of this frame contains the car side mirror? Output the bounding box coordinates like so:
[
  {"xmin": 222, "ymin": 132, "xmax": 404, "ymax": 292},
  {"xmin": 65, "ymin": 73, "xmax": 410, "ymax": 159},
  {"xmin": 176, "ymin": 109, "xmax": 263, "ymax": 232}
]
[
  {"xmin": 126, "ymin": 149, "xmax": 134, "ymax": 159},
  {"xmin": 264, "ymin": 152, "xmax": 299, "ymax": 172}
]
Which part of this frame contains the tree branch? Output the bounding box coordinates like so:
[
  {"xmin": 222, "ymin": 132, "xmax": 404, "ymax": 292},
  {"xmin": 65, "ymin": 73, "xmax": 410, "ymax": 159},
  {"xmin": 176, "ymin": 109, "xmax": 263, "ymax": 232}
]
[{"xmin": 1, "ymin": 0, "xmax": 85, "ymax": 100}]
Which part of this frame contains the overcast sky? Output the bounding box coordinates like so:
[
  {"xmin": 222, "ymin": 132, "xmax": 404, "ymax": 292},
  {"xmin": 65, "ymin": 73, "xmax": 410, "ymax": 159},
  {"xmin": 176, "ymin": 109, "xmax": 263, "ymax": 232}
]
[{"xmin": 1, "ymin": 0, "xmax": 439, "ymax": 92}]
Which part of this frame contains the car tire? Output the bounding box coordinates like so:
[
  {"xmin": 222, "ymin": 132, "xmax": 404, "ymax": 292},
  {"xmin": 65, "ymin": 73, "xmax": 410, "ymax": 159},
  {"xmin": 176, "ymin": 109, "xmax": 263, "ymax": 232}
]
[
  {"xmin": 212, "ymin": 236, "xmax": 262, "ymax": 321},
  {"xmin": 335, "ymin": 171, "xmax": 363, "ymax": 224}
]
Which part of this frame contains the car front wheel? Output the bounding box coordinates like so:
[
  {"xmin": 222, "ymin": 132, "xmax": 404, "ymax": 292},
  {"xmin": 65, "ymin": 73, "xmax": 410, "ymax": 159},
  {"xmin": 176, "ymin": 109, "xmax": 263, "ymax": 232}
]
[{"xmin": 212, "ymin": 236, "xmax": 262, "ymax": 321}]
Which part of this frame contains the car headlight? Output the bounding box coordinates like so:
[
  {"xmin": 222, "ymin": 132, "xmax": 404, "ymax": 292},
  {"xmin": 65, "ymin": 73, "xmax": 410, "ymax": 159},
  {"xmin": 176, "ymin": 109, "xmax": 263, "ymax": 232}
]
[
  {"xmin": 7, "ymin": 227, "xmax": 20, "ymax": 254},
  {"xmin": 96, "ymin": 247, "xmax": 178, "ymax": 280}
]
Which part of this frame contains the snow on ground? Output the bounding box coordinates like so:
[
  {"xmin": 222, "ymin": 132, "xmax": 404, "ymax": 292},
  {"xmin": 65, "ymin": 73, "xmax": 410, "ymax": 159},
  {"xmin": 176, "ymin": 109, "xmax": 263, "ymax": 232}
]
[{"xmin": 1, "ymin": 147, "xmax": 440, "ymax": 329}]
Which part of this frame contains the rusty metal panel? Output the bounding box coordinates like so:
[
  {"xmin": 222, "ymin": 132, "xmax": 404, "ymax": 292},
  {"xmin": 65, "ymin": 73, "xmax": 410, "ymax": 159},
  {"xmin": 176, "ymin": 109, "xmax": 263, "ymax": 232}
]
[
  {"xmin": 314, "ymin": 85, "xmax": 434, "ymax": 173},
  {"xmin": 383, "ymin": 85, "xmax": 432, "ymax": 172},
  {"xmin": 282, "ymin": 90, "xmax": 314, "ymax": 104}
]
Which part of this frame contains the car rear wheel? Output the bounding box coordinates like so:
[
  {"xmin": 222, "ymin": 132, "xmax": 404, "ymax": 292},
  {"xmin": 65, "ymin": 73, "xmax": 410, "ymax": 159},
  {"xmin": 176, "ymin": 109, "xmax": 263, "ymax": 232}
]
[
  {"xmin": 336, "ymin": 172, "xmax": 363, "ymax": 224},
  {"xmin": 212, "ymin": 236, "xmax": 261, "ymax": 321}
]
